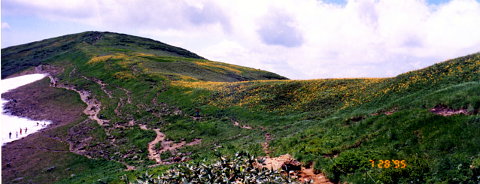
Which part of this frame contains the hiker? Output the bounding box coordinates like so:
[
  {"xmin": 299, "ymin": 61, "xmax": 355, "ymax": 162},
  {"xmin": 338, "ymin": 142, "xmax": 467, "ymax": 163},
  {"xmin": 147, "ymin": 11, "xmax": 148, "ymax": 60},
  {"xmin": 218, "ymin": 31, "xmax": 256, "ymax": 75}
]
[
  {"xmin": 9, "ymin": 132, "xmax": 12, "ymax": 139},
  {"xmin": 37, "ymin": 122, "xmax": 39, "ymax": 126},
  {"xmin": 20, "ymin": 128, "xmax": 22, "ymax": 135},
  {"xmin": 25, "ymin": 127, "xmax": 27, "ymax": 134},
  {"xmin": 16, "ymin": 132, "xmax": 18, "ymax": 138}
]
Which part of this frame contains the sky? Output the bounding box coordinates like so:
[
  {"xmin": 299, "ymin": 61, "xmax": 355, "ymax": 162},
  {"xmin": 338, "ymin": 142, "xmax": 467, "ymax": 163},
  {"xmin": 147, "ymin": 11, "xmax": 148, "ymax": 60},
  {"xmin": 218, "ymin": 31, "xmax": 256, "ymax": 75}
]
[{"xmin": 2, "ymin": 0, "xmax": 480, "ymax": 79}]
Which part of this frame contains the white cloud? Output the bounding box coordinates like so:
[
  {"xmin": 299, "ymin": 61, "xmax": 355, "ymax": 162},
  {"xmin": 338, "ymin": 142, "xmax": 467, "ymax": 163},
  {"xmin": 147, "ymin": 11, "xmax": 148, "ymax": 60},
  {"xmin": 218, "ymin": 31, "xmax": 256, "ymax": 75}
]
[
  {"xmin": 1, "ymin": 22, "xmax": 11, "ymax": 29},
  {"xmin": 3, "ymin": 0, "xmax": 480, "ymax": 79}
]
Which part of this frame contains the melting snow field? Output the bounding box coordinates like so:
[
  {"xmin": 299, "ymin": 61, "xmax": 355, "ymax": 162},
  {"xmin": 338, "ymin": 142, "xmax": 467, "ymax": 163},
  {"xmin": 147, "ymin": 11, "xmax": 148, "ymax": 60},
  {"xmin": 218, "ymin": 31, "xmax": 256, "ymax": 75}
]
[{"xmin": 1, "ymin": 74, "xmax": 52, "ymax": 145}]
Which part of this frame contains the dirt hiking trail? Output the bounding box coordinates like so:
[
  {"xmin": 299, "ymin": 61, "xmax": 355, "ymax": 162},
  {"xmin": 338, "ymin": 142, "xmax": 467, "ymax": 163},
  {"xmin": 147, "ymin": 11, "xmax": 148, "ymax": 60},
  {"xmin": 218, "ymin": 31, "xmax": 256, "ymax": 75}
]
[
  {"xmin": 48, "ymin": 76, "xmax": 108, "ymax": 126},
  {"xmin": 42, "ymin": 70, "xmax": 138, "ymax": 170},
  {"xmin": 430, "ymin": 105, "xmax": 472, "ymax": 116},
  {"xmin": 139, "ymin": 124, "xmax": 202, "ymax": 165}
]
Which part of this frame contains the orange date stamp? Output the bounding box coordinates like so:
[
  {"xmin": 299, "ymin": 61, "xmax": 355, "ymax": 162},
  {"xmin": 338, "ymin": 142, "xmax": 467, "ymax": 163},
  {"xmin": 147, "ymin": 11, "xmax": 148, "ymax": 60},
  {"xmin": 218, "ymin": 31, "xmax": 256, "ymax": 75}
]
[{"xmin": 369, "ymin": 160, "xmax": 407, "ymax": 168}]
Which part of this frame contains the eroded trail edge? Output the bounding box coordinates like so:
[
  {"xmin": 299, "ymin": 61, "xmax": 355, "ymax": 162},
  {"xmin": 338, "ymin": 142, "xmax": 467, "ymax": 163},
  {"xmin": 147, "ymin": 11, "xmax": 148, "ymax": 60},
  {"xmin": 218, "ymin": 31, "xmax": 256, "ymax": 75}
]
[
  {"xmin": 48, "ymin": 75, "xmax": 108, "ymax": 126},
  {"xmin": 139, "ymin": 124, "xmax": 202, "ymax": 166}
]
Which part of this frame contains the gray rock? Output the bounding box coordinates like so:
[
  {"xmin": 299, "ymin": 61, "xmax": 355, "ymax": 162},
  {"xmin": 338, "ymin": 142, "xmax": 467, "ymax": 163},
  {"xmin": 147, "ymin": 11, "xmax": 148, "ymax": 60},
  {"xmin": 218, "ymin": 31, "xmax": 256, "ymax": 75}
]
[
  {"xmin": 12, "ymin": 177, "xmax": 23, "ymax": 182},
  {"xmin": 45, "ymin": 166, "xmax": 56, "ymax": 172}
]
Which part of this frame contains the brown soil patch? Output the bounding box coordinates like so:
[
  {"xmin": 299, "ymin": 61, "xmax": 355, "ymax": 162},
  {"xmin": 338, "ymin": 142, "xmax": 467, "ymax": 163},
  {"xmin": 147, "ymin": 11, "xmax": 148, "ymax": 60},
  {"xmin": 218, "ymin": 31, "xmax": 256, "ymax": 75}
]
[
  {"xmin": 128, "ymin": 120, "xmax": 135, "ymax": 126},
  {"xmin": 256, "ymin": 154, "xmax": 293, "ymax": 170},
  {"xmin": 371, "ymin": 108, "xmax": 397, "ymax": 116},
  {"xmin": 262, "ymin": 133, "xmax": 272, "ymax": 155},
  {"xmin": 255, "ymin": 154, "xmax": 333, "ymax": 184},
  {"xmin": 139, "ymin": 124, "xmax": 201, "ymax": 165},
  {"xmin": 430, "ymin": 105, "xmax": 471, "ymax": 116},
  {"xmin": 232, "ymin": 120, "xmax": 253, "ymax": 129},
  {"xmin": 298, "ymin": 167, "xmax": 332, "ymax": 184}
]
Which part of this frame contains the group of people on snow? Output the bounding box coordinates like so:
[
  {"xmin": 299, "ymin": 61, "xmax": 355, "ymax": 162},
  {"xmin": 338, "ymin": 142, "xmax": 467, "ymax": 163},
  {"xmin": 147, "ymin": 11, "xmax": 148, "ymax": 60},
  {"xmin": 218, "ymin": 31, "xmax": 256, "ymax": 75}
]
[{"xmin": 8, "ymin": 122, "xmax": 46, "ymax": 139}]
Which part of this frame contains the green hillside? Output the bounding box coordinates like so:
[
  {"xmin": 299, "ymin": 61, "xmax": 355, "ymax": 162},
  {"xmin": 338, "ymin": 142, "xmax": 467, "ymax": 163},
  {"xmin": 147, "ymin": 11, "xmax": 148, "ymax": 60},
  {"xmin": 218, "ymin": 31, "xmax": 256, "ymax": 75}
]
[
  {"xmin": 163, "ymin": 53, "xmax": 480, "ymax": 183},
  {"xmin": 1, "ymin": 31, "xmax": 286, "ymax": 81},
  {"xmin": 1, "ymin": 32, "xmax": 479, "ymax": 184}
]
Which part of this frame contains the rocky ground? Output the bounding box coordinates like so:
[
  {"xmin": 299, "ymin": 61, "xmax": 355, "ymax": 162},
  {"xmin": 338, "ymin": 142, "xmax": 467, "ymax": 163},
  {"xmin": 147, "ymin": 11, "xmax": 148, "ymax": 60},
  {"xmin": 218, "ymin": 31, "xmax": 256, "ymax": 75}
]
[{"xmin": 1, "ymin": 78, "xmax": 87, "ymax": 183}]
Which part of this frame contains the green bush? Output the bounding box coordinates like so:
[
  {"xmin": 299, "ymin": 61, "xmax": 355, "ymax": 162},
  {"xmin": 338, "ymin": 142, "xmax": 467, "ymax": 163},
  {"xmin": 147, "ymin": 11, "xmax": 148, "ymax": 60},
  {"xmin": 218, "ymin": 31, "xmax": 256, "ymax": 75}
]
[{"xmin": 124, "ymin": 152, "xmax": 298, "ymax": 184}]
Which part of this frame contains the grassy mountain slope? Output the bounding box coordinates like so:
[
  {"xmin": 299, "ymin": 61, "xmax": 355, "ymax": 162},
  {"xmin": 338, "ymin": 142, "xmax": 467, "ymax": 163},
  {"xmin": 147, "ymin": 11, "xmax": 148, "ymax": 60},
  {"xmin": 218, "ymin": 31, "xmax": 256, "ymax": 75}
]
[
  {"xmin": 1, "ymin": 78, "xmax": 125, "ymax": 184},
  {"xmin": 159, "ymin": 53, "xmax": 479, "ymax": 183},
  {"xmin": 1, "ymin": 32, "xmax": 479, "ymax": 184},
  {"xmin": 2, "ymin": 31, "xmax": 286, "ymax": 81}
]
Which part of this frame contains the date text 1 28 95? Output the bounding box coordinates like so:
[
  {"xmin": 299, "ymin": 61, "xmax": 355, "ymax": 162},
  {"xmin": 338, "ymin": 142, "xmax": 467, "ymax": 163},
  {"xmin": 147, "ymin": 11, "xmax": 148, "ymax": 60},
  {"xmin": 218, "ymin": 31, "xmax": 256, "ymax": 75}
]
[{"xmin": 369, "ymin": 160, "xmax": 407, "ymax": 168}]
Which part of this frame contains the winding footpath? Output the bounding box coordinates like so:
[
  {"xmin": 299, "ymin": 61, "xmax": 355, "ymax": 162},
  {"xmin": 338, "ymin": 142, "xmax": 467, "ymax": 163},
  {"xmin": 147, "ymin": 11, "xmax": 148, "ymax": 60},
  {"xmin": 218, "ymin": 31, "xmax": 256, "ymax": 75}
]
[
  {"xmin": 139, "ymin": 125, "xmax": 163, "ymax": 164},
  {"xmin": 82, "ymin": 76, "xmax": 113, "ymax": 98},
  {"xmin": 46, "ymin": 70, "xmax": 201, "ymax": 167},
  {"xmin": 48, "ymin": 75, "xmax": 108, "ymax": 126},
  {"xmin": 44, "ymin": 73, "xmax": 140, "ymax": 170},
  {"xmin": 139, "ymin": 124, "xmax": 202, "ymax": 166}
]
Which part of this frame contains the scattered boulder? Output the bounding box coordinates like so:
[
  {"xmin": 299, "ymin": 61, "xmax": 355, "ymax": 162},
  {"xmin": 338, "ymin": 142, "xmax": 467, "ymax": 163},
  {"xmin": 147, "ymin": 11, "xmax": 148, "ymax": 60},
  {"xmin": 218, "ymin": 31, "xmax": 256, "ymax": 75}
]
[
  {"xmin": 45, "ymin": 166, "xmax": 56, "ymax": 172},
  {"xmin": 173, "ymin": 156, "xmax": 182, "ymax": 162},
  {"xmin": 283, "ymin": 160, "xmax": 302, "ymax": 171},
  {"xmin": 347, "ymin": 116, "xmax": 364, "ymax": 122},
  {"xmin": 12, "ymin": 177, "xmax": 24, "ymax": 183}
]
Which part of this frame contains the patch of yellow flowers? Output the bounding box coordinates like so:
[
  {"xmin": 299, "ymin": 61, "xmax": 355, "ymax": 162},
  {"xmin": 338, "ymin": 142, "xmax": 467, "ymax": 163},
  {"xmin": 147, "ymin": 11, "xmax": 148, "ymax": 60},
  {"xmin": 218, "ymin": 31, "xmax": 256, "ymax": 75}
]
[
  {"xmin": 194, "ymin": 61, "xmax": 243, "ymax": 74},
  {"xmin": 173, "ymin": 78, "xmax": 387, "ymax": 111}
]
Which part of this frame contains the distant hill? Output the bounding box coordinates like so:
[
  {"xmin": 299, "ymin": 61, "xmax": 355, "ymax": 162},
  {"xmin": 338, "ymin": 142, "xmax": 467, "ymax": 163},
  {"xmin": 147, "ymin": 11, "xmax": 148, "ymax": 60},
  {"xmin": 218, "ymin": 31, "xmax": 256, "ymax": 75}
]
[
  {"xmin": 1, "ymin": 31, "xmax": 478, "ymax": 184},
  {"xmin": 1, "ymin": 31, "xmax": 287, "ymax": 81}
]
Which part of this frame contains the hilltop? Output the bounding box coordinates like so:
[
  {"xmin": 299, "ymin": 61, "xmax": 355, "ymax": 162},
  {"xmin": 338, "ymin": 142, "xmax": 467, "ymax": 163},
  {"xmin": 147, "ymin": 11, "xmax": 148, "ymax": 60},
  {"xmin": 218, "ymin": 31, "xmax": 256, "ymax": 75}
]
[
  {"xmin": 1, "ymin": 31, "xmax": 286, "ymax": 81},
  {"xmin": 1, "ymin": 32, "xmax": 479, "ymax": 184}
]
